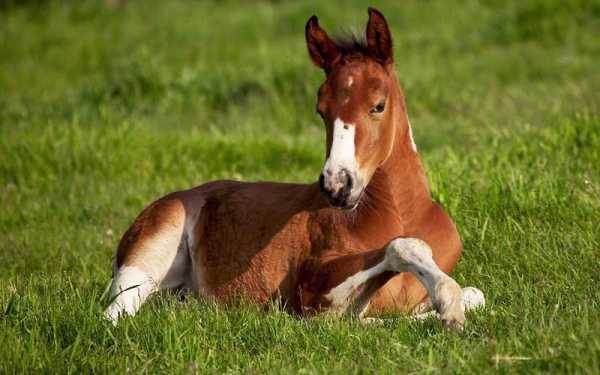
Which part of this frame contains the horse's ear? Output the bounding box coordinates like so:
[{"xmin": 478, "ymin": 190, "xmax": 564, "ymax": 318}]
[
  {"xmin": 305, "ymin": 15, "xmax": 341, "ymax": 71},
  {"xmin": 366, "ymin": 7, "xmax": 393, "ymax": 64}
]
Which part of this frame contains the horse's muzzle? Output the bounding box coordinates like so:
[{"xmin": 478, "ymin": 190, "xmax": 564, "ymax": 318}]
[{"xmin": 319, "ymin": 169, "xmax": 355, "ymax": 209}]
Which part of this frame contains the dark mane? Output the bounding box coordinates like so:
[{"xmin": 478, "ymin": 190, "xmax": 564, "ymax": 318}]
[{"xmin": 331, "ymin": 31, "xmax": 369, "ymax": 56}]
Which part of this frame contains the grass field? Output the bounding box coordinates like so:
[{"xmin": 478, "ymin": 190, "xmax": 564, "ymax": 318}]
[{"xmin": 1, "ymin": 0, "xmax": 600, "ymax": 373}]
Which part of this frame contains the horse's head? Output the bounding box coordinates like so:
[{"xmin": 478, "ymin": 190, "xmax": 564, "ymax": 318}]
[{"xmin": 306, "ymin": 8, "xmax": 399, "ymax": 210}]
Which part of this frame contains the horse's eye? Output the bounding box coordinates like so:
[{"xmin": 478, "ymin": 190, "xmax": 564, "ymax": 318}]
[{"xmin": 370, "ymin": 101, "xmax": 385, "ymax": 114}]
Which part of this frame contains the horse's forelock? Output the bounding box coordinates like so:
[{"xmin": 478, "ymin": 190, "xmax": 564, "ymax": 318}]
[{"xmin": 331, "ymin": 31, "xmax": 368, "ymax": 57}]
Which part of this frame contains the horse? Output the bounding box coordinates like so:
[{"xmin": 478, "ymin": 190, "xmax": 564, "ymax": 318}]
[{"xmin": 104, "ymin": 7, "xmax": 484, "ymax": 331}]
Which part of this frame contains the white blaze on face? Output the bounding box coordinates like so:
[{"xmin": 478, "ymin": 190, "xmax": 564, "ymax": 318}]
[{"xmin": 323, "ymin": 118, "xmax": 357, "ymax": 178}]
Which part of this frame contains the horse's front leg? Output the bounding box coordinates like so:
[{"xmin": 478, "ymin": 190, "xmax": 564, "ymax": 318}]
[
  {"xmin": 299, "ymin": 249, "xmax": 394, "ymax": 319},
  {"xmin": 383, "ymin": 238, "xmax": 466, "ymax": 330},
  {"xmin": 300, "ymin": 238, "xmax": 467, "ymax": 331}
]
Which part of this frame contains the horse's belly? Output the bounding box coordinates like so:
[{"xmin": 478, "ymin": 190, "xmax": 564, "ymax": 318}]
[{"xmin": 191, "ymin": 191, "xmax": 313, "ymax": 305}]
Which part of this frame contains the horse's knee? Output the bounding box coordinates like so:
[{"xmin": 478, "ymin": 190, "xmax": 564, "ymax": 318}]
[{"xmin": 384, "ymin": 237, "xmax": 433, "ymax": 272}]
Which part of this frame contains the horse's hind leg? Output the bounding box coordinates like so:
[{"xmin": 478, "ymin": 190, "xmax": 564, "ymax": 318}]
[{"xmin": 104, "ymin": 197, "xmax": 193, "ymax": 324}]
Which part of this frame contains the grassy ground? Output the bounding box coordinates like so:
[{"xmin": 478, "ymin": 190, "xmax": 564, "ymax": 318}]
[{"xmin": 1, "ymin": 0, "xmax": 599, "ymax": 373}]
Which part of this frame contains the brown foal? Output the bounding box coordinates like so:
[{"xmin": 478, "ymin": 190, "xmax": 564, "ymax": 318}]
[{"xmin": 104, "ymin": 8, "xmax": 484, "ymax": 331}]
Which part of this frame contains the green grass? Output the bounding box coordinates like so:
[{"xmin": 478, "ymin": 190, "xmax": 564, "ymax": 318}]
[{"xmin": 1, "ymin": 0, "xmax": 599, "ymax": 372}]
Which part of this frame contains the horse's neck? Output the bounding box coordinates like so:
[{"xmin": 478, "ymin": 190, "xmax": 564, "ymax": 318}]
[
  {"xmin": 372, "ymin": 127, "xmax": 430, "ymax": 214},
  {"xmin": 352, "ymin": 82, "xmax": 432, "ymax": 235}
]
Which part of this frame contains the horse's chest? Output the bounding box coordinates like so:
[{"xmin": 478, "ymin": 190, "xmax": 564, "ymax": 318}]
[{"xmin": 307, "ymin": 211, "xmax": 404, "ymax": 258}]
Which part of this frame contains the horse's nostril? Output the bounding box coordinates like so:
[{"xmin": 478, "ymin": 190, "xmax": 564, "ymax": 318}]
[
  {"xmin": 320, "ymin": 169, "xmax": 354, "ymax": 207},
  {"xmin": 345, "ymin": 173, "xmax": 354, "ymax": 190},
  {"xmin": 340, "ymin": 172, "xmax": 353, "ymax": 197},
  {"xmin": 318, "ymin": 173, "xmax": 326, "ymax": 193}
]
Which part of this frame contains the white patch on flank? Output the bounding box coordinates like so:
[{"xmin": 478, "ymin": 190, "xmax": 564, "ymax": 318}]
[
  {"xmin": 347, "ymin": 76, "xmax": 354, "ymax": 87},
  {"xmin": 325, "ymin": 261, "xmax": 387, "ymax": 314},
  {"xmin": 323, "ymin": 118, "xmax": 357, "ymax": 175},
  {"xmin": 131, "ymin": 227, "xmax": 190, "ymax": 292},
  {"xmin": 407, "ymin": 117, "xmax": 417, "ymax": 152},
  {"xmin": 104, "ymin": 266, "xmax": 157, "ymax": 324}
]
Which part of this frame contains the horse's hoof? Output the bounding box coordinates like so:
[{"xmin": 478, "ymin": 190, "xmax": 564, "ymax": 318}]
[
  {"xmin": 435, "ymin": 279, "xmax": 465, "ymax": 332},
  {"xmin": 441, "ymin": 315, "xmax": 464, "ymax": 332}
]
